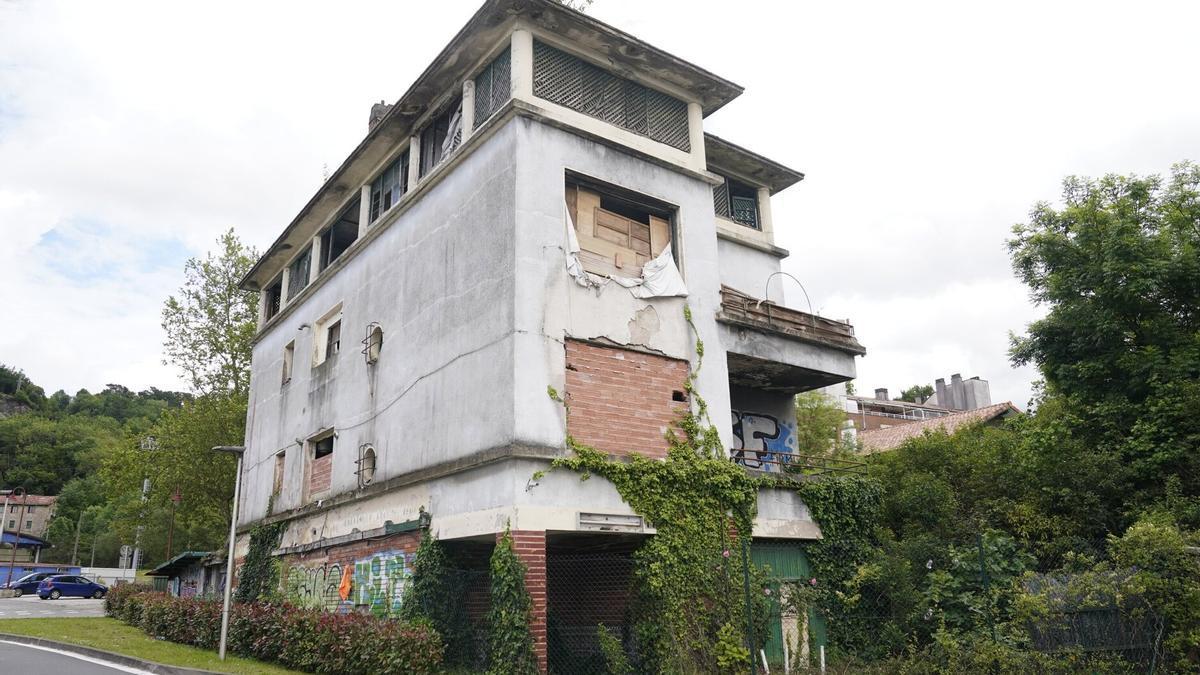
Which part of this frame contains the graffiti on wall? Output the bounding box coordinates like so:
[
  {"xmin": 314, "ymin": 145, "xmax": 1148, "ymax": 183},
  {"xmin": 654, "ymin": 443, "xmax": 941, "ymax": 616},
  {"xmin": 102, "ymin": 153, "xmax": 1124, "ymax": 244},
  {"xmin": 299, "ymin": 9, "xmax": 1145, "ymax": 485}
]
[
  {"xmin": 731, "ymin": 410, "xmax": 796, "ymax": 472},
  {"xmin": 283, "ymin": 549, "xmax": 413, "ymax": 616},
  {"xmin": 284, "ymin": 560, "xmax": 347, "ymax": 612},
  {"xmin": 354, "ymin": 550, "xmax": 411, "ymax": 617}
]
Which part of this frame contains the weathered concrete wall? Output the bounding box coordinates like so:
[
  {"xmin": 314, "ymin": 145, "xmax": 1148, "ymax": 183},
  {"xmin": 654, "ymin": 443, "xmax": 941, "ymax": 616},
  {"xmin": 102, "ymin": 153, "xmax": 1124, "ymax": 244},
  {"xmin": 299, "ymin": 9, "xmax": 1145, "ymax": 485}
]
[
  {"xmin": 241, "ymin": 123, "xmax": 519, "ymax": 525},
  {"xmin": 716, "ymin": 236, "xmax": 786, "ymax": 304},
  {"xmin": 730, "ymin": 384, "xmax": 798, "ymax": 472},
  {"xmin": 510, "ymin": 117, "xmax": 734, "ymax": 454}
]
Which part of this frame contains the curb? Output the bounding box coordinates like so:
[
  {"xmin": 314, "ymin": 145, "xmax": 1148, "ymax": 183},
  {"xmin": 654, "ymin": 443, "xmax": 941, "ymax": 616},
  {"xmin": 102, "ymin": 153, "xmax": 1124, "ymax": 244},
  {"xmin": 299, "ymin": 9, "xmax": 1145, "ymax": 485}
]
[{"xmin": 0, "ymin": 632, "xmax": 224, "ymax": 674}]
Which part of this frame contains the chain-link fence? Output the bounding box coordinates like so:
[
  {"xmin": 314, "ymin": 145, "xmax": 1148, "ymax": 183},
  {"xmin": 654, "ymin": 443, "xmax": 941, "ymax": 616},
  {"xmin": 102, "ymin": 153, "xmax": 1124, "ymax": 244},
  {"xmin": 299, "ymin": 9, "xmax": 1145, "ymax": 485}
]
[{"xmin": 547, "ymin": 546, "xmax": 640, "ymax": 674}]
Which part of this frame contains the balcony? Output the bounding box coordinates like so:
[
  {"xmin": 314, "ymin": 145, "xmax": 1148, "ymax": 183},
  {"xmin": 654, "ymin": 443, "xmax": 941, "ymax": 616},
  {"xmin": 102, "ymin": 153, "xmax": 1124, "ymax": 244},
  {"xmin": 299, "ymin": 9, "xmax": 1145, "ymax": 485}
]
[{"xmin": 717, "ymin": 285, "xmax": 865, "ymax": 393}]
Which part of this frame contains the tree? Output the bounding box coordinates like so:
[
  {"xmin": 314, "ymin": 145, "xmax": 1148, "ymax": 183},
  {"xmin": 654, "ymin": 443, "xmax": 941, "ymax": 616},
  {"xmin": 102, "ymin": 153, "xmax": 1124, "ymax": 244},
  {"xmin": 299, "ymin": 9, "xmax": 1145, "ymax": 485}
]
[
  {"xmin": 794, "ymin": 391, "xmax": 856, "ymax": 454},
  {"xmin": 1009, "ymin": 162, "xmax": 1200, "ymax": 514},
  {"xmin": 898, "ymin": 384, "xmax": 933, "ymax": 403},
  {"xmin": 161, "ymin": 229, "xmax": 259, "ymax": 396}
]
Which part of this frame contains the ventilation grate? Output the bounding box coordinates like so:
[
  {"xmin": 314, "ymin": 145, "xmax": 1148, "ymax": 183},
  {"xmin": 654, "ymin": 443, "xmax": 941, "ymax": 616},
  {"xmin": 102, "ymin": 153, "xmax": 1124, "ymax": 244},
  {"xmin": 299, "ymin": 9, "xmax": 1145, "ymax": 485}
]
[
  {"xmin": 474, "ymin": 47, "xmax": 512, "ymax": 128},
  {"xmin": 533, "ymin": 41, "xmax": 690, "ymax": 152}
]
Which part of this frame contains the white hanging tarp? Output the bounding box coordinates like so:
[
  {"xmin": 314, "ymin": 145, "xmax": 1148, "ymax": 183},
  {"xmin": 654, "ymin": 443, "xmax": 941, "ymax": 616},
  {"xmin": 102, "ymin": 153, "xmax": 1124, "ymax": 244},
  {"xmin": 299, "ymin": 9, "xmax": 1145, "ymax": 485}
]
[{"xmin": 563, "ymin": 201, "xmax": 688, "ymax": 298}]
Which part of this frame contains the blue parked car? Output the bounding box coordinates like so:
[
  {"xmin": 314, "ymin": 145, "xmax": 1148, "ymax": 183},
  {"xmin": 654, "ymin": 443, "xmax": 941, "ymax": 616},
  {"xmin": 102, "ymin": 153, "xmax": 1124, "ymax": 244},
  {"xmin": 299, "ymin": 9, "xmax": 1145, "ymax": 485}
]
[
  {"xmin": 4, "ymin": 572, "xmax": 57, "ymax": 597},
  {"xmin": 37, "ymin": 575, "xmax": 107, "ymax": 600}
]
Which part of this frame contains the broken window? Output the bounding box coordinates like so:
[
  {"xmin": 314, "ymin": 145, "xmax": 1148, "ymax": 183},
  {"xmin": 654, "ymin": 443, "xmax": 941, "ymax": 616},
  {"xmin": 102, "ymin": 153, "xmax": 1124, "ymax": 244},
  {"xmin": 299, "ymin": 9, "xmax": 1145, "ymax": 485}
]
[
  {"xmin": 272, "ymin": 451, "xmax": 286, "ymax": 496},
  {"xmin": 369, "ymin": 152, "xmax": 409, "ymax": 223},
  {"xmin": 313, "ymin": 303, "xmax": 343, "ymax": 366},
  {"xmin": 713, "ymin": 176, "xmax": 761, "ymax": 229},
  {"xmin": 314, "ymin": 436, "xmax": 334, "ymax": 459},
  {"xmin": 566, "ymin": 178, "xmax": 672, "ymax": 278},
  {"xmin": 326, "ymin": 320, "xmax": 341, "ymax": 359},
  {"xmin": 419, "ymin": 97, "xmax": 462, "ymax": 178},
  {"xmin": 282, "ymin": 341, "xmax": 294, "ymax": 385},
  {"xmin": 264, "ymin": 277, "xmax": 282, "ymax": 320},
  {"xmin": 474, "ymin": 47, "xmax": 511, "ymax": 128},
  {"xmin": 286, "ymin": 246, "xmax": 312, "ymax": 301},
  {"xmin": 319, "ymin": 199, "xmax": 360, "ymax": 271}
]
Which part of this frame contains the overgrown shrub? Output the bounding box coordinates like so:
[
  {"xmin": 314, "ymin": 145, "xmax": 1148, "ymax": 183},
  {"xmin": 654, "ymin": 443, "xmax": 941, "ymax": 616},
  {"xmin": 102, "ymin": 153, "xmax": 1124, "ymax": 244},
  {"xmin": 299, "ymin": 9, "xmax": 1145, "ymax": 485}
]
[
  {"xmin": 103, "ymin": 583, "xmax": 155, "ymax": 619},
  {"xmin": 107, "ymin": 590, "xmax": 444, "ymax": 674}
]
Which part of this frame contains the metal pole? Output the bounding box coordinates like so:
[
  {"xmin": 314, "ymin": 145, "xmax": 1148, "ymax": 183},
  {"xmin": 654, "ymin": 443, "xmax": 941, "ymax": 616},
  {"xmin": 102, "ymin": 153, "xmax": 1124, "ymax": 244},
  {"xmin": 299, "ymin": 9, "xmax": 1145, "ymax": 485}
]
[
  {"xmin": 219, "ymin": 451, "xmax": 244, "ymax": 661},
  {"xmin": 1, "ymin": 492, "xmax": 8, "ymax": 585},
  {"xmin": 131, "ymin": 478, "xmax": 149, "ymax": 571},
  {"xmin": 742, "ymin": 536, "xmax": 758, "ymax": 675},
  {"xmin": 71, "ymin": 509, "xmax": 84, "ymax": 566}
]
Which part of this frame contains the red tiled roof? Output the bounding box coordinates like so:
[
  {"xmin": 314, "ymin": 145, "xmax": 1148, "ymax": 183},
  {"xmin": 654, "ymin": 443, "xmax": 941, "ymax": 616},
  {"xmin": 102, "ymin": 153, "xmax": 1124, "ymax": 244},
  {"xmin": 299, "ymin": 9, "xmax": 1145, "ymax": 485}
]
[
  {"xmin": 858, "ymin": 402, "xmax": 1021, "ymax": 453},
  {"xmin": 5, "ymin": 495, "xmax": 57, "ymax": 506}
]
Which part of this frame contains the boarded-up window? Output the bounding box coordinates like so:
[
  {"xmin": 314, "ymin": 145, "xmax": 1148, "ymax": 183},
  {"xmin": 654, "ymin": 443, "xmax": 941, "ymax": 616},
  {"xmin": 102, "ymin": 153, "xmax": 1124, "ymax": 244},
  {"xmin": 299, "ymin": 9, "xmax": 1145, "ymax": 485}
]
[
  {"xmin": 308, "ymin": 433, "xmax": 334, "ymax": 497},
  {"xmin": 566, "ymin": 181, "xmax": 671, "ymax": 278}
]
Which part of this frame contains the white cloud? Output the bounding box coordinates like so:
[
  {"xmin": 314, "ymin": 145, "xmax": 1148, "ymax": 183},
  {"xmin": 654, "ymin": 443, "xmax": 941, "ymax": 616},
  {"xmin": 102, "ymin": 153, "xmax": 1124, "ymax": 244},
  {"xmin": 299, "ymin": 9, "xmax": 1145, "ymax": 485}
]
[{"xmin": 1, "ymin": 0, "xmax": 1197, "ymax": 400}]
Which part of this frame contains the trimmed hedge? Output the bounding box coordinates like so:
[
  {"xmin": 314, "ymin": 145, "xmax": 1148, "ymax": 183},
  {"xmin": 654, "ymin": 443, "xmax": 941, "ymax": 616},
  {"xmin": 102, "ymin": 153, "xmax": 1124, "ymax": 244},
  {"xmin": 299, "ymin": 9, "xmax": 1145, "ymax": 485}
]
[{"xmin": 104, "ymin": 584, "xmax": 443, "ymax": 674}]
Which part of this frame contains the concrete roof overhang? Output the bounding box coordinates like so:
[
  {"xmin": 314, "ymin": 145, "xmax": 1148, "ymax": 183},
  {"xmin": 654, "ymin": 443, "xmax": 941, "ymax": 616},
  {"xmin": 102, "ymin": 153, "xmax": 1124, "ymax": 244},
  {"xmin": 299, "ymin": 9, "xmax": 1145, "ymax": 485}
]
[
  {"xmin": 240, "ymin": 0, "xmax": 743, "ymax": 291},
  {"xmin": 705, "ymin": 133, "xmax": 806, "ymax": 195}
]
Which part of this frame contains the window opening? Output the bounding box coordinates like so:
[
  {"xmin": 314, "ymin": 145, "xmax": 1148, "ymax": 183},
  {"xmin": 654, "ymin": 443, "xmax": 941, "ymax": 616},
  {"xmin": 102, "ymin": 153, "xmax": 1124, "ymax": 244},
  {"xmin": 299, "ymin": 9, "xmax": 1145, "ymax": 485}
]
[
  {"xmin": 272, "ymin": 452, "xmax": 285, "ymax": 496},
  {"xmin": 326, "ymin": 320, "xmax": 341, "ymax": 358},
  {"xmin": 419, "ymin": 97, "xmax": 462, "ymax": 178},
  {"xmin": 286, "ymin": 246, "xmax": 312, "ymax": 301},
  {"xmin": 713, "ymin": 176, "xmax": 761, "ymax": 230},
  {"xmin": 356, "ymin": 444, "xmax": 377, "ymax": 488},
  {"xmin": 566, "ymin": 178, "xmax": 673, "ymax": 278},
  {"xmin": 474, "ymin": 48, "xmax": 512, "ymax": 128},
  {"xmin": 362, "ymin": 323, "xmax": 383, "ymax": 364},
  {"xmin": 264, "ymin": 278, "xmax": 282, "ymax": 320},
  {"xmin": 369, "ymin": 151, "xmax": 409, "ymax": 223},
  {"xmin": 314, "ymin": 436, "xmax": 334, "ymax": 459},
  {"xmin": 319, "ymin": 199, "xmax": 360, "ymax": 271},
  {"xmin": 282, "ymin": 341, "xmax": 294, "ymax": 385},
  {"xmin": 25, "ymin": 520, "xmax": 31, "ymax": 529}
]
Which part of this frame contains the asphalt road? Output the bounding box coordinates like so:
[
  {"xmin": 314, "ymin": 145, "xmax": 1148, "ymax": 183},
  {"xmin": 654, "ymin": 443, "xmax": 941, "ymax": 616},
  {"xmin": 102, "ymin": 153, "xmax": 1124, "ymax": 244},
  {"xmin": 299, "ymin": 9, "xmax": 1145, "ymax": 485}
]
[
  {"xmin": 0, "ymin": 594, "xmax": 106, "ymax": 618},
  {"xmin": 0, "ymin": 640, "xmax": 151, "ymax": 674}
]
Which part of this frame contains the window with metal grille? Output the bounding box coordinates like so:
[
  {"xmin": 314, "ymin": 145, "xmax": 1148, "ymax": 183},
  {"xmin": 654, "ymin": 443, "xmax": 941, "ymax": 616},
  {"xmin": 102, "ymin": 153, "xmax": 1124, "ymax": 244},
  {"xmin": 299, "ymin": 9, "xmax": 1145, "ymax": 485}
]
[
  {"xmin": 712, "ymin": 176, "xmax": 761, "ymax": 229},
  {"xmin": 264, "ymin": 277, "xmax": 282, "ymax": 320},
  {"xmin": 474, "ymin": 48, "xmax": 511, "ymax": 128},
  {"xmin": 419, "ymin": 97, "xmax": 462, "ymax": 178},
  {"xmin": 370, "ymin": 152, "xmax": 409, "ymax": 223},
  {"xmin": 286, "ymin": 246, "xmax": 312, "ymax": 301},
  {"xmin": 532, "ymin": 41, "xmax": 690, "ymax": 152}
]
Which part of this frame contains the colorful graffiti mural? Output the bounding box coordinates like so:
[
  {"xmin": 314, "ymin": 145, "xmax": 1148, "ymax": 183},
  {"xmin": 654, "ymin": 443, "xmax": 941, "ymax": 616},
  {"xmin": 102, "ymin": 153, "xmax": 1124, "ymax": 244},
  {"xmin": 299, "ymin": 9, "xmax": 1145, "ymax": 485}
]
[
  {"xmin": 731, "ymin": 410, "xmax": 797, "ymax": 472},
  {"xmin": 283, "ymin": 549, "xmax": 413, "ymax": 616},
  {"xmin": 355, "ymin": 550, "xmax": 411, "ymax": 617}
]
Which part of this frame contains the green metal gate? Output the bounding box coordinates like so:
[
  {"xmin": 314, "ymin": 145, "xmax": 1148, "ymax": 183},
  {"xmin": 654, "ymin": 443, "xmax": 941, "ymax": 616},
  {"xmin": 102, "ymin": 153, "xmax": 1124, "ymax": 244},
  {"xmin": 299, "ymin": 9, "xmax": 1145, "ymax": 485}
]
[{"xmin": 750, "ymin": 540, "xmax": 827, "ymax": 668}]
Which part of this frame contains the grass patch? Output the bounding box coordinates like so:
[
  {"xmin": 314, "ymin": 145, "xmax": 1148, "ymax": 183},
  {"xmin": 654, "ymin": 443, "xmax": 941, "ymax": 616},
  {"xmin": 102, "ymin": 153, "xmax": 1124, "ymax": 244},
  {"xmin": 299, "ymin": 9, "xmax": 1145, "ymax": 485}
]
[{"xmin": 0, "ymin": 617, "xmax": 303, "ymax": 674}]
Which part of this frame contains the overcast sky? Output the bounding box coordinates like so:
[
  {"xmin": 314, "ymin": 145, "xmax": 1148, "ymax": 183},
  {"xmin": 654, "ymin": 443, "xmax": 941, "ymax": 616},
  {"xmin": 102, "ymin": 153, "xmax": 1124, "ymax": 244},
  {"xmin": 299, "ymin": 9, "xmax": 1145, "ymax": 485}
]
[{"xmin": 2, "ymin": 0, "xmax": 1198, "ymax": 406}]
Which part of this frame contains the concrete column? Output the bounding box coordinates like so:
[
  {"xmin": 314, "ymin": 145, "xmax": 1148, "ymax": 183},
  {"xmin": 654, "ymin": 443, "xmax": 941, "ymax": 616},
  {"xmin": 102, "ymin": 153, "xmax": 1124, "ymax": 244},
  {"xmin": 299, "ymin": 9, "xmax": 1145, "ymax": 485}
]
[
  {"xmin": 280, "ymin": 267, "xmax": 291, "ymax": 306},
  {"xmin": 510, "ymin": 28, "xmax": 534, "ymax": 101},
  {"xmin": 358, "ymin": 185, "xmax": 372, "ymax": 235},
  {"xmin": 308, "ymin": 234, "xmax": 323, "ymax": 283},
  {"xmin": 757, "ymin": 186, "xmax": 775, "ymax": 238},
  {"xmin": 687, "ymin": 101, "xmax": 705, "ymax": 168},
  {"xmin": 461, "ymin": 79, "xmax": 476, "ymax": 142},
  {"xmin": 407, "ymin": 135, "xmax": 421, "ymax": 188},
  {"xmin": 506, "ymin": 530, "xmax": 547, "ymax": 674}
]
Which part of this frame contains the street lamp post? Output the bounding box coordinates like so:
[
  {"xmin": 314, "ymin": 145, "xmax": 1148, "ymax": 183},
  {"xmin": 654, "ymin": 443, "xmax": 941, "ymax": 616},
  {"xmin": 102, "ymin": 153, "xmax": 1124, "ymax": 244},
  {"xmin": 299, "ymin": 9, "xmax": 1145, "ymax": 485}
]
[{"xmin": 213, "ymin": 445, "xmax": 245, "ymax": 661}]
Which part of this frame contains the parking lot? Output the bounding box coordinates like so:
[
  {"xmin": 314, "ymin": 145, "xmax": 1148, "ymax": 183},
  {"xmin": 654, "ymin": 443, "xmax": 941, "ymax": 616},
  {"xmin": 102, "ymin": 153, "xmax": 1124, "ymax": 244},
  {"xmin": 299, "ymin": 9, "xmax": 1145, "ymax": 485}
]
[{"xmin": 0, "ymin": 594, "xmax": 106, "ymax": 619}]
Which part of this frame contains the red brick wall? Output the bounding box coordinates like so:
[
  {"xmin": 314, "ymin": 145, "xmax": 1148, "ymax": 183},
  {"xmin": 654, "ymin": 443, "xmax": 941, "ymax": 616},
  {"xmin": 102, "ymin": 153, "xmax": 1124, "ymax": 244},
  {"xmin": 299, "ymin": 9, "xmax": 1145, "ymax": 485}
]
[
  {"xmin": 508, "ymin": 530, "xmax": 548, "ymax": 674},
  {"xmin": 565, "ymin": 339, "xmax": 690, "ymax": 459},
  {"xmin": 309, "ymin": 452, "xmax": 332, "ymax": 494},
  {"xmin": 275, "ymin": 529, "xmax": 423, "ymax": 613}
]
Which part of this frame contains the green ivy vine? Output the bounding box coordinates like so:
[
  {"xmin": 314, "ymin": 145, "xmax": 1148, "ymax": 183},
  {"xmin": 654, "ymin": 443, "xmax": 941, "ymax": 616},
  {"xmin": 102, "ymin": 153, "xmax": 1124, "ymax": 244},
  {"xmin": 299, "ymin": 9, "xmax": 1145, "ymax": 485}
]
[
  {"xmin": 488, "ymin": 527, "xmax": 539, "ymax": 675},
  {"xmin": 234, "ymin": 520, "xmax": 286, "ymax": 603},
  {"xmin": 549, "ymin": 305, "xmax": 771, "ymax": 672}
]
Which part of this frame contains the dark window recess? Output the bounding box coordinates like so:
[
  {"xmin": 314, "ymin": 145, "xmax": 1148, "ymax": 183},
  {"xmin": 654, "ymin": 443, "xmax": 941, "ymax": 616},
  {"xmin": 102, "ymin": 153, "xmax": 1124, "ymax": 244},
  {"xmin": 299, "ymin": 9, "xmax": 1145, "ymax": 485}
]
[
  {"xmin": 474, "ymin": 48, "xmax": 512, "ymax": 128},
  {"xmin": 286, "ymin": 246, "xmax": 312, "ymax": 301},
  {"xmin": 314, "ymin": 436, "xmax": 334, "ymax": 459},
  {"xmin": 713, "ymin": 177, "xmax": 761, "ymax": 229},
  {"xmin": 319, "ymin": 199, "xmax": 360, "ymax": 272},
  {"xmin": 369, "ymin": 152, "xmax": 409, "ymax": 222},
  {"xmin": 533, "ymin": 41, "xmax": 691, "ymax": 152},
  {"xmin": 419, "ymin": 98, "xmax": 462, "ymax": 178},
  {"xmin": 264, "ymin": 279, "xmax": 282, "ymax": 320},
  {"xmin": 326, "ymin": 320, "xmax": 341, "ymax": 358}
]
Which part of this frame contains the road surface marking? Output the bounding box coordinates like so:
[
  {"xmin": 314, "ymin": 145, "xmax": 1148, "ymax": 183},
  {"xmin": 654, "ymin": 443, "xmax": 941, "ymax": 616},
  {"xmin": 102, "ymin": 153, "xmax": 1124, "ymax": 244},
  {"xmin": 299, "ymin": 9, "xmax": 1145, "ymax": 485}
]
[{"xmin": 0, "ymin": 640, "xmax": 155, "ymax": 674}]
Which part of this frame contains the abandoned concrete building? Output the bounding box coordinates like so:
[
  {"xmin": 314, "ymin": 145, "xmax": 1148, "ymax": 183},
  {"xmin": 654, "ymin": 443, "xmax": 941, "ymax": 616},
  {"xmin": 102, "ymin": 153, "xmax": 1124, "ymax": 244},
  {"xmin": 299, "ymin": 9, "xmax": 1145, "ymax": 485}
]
[{"xmin": 235, "ymin": 0, "xmax": 865, "ymax": 668}]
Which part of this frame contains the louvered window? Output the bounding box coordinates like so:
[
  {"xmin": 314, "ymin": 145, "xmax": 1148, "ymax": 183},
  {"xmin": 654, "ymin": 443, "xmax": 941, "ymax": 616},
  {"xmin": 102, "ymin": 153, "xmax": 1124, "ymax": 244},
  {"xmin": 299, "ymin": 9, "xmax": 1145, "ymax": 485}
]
[
  {"xmin": 474, "ymin": 48, "xmax": 511, "ymax": 128},
  {"xmin": 713, "ymin": 176, "xmax": 761, "ymax": 229},
  {"xmin": 532, "ymin": 41, "xmax": 691, "ymax": 152}
]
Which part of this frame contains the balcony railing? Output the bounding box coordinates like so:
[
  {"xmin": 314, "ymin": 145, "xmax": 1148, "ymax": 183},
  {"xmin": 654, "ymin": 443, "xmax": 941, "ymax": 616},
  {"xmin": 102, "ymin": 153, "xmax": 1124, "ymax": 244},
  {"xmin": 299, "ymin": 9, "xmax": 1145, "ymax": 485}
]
[
  {"xmin": 717, "ymin": 286, "xmax": 866, "ymax": 355},
  {"xmin": 731, "ymin": 449, "xmax": 866, "ymax": 477}
]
